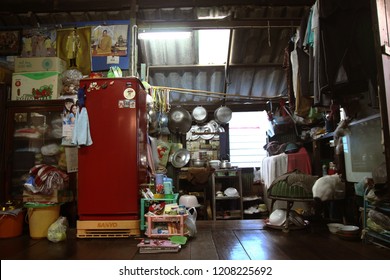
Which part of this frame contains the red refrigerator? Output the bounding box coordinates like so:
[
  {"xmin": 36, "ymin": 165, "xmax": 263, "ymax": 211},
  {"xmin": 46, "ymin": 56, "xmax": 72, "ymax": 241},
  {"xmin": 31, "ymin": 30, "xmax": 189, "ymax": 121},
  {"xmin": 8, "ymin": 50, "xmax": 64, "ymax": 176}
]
[{"xmin": 77, "ymin": 77, "xmax": 147, "ymax": 221}]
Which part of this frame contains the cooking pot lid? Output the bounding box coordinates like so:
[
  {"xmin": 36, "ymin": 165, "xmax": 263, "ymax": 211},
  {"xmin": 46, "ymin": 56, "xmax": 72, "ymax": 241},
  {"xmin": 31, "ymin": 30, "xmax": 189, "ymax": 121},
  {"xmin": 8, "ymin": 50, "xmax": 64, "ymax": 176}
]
[
  {"xmin": 199, "ymin": 123, "xmax": 215, "ymax": 140},
  {"xmin": 171, "ymin": 149, "xmax": 190, "ymax": 168},
  {"xmin": 190, "ymin": 125, "xmax": 200, "ymax": 141}
]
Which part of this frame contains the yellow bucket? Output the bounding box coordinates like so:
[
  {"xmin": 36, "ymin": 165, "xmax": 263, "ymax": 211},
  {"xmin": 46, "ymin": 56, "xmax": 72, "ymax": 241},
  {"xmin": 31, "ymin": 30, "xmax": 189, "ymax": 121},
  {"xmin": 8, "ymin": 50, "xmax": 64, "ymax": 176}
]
[{"xmin": 27, "ymin": 205, "xmax": 60, "ymax": 239}]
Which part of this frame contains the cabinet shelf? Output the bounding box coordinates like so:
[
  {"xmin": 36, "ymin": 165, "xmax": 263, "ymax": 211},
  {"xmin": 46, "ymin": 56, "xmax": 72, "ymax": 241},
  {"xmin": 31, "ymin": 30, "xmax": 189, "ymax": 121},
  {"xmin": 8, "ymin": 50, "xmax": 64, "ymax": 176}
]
[
  {"xmin": 211, "ymin": 168, "xmax": 243, "ymax": 220},
  {"xmin": 215, "ymin": 196, "xmax": 240, "ymax": 200},
  {"xmin": 243, "ymin": 196, "xmax": 262, "ymax": 202},
  {"xmin": 363, "ymin": 195, "xmax": 390, "ymax": 248}
]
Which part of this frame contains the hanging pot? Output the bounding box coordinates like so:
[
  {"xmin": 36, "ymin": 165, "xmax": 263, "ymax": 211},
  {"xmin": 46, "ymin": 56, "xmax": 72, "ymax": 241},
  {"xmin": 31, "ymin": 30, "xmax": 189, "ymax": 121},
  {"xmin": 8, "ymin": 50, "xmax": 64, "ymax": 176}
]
[
  {"xmin": 168, "ymin": 106, "xmax": 192, "ymax": 134},
  {"xmin": 158, "ymin": 112, "xmax": 170, "ymax": 135},
  {"xmin": 214, "ymin": 106, "xmax": 232, "ymax": 124},
  {"xmin": 192, "ymin": 106, "xmax": 208, "ymax": 124}
]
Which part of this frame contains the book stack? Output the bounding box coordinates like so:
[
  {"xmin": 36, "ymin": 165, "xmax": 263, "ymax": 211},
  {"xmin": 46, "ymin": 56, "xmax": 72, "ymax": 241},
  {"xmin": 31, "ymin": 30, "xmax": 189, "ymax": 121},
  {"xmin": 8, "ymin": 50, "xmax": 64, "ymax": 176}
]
[{"xmin": 137, "ymin": 239, "xmax": 181, "ymax": 253}]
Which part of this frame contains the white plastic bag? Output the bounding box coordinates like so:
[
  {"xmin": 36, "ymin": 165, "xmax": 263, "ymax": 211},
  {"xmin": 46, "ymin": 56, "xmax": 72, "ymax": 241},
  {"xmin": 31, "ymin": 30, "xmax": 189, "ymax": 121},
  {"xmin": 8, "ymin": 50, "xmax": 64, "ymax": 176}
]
[
  {"xmin": 185, "ymin": 207, "xmax": 197, "ymax": 237},
  {"xmin": 253, "ymin": 167, "xmax": 261, "ymax": 183},
  {"xmin": 47, "ymin": 216, "xmax": 68, "ymax": 243}
]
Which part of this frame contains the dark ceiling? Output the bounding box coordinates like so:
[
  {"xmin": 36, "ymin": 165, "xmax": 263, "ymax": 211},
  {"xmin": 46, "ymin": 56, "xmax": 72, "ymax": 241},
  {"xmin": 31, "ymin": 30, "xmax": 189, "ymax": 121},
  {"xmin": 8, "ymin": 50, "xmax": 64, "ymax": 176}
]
[
  {"xmin": 0, "ymin": 0, "xmax": 314, "ymax": 29},
  {"xmin": 0, "ymin": 0, "xmax": 315, "ymax": 109}
]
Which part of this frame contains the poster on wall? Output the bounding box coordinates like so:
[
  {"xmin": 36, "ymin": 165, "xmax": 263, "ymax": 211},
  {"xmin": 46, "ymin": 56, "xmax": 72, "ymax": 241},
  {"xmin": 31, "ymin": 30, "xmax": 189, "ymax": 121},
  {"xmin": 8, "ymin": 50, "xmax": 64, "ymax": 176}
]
[
  {"xmin": 56, "ymin": 26, "xmax": 91, "ymax": 75},
  {"xmin": 90, "ymin": 24, "xmax": 130, "ymax": 71},
  {"xmin": 91, "ymin": 25, "xmax": 128, "ymax": 57},
  {"xmin": 0, "ymin": 30, "xmax": 22, "ymax": 56},
  {"xmin": 19, "ymin": 28, "xmax": 56, "ymax": 57},
  {"xmin": 61, "ymin": 98, "xmax": 78, "ymax": 147}
]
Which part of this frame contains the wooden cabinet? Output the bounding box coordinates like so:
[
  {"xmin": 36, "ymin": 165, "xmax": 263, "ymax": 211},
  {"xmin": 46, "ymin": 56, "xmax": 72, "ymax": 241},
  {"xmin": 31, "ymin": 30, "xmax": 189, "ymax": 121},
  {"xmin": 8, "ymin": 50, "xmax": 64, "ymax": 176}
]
[
  {"xmin": 211, "ymin": 168, "xmax": 243, "ymax": 220},
  {"xmin": 3, "ymin": 100, "xmax": 66, "ymax": 201}
]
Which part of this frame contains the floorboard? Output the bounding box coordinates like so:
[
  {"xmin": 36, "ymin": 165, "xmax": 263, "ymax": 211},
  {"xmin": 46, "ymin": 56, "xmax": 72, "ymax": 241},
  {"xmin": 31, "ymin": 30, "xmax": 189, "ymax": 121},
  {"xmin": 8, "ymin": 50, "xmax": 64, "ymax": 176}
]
[{"xmin": 1, "ymin": 219, "xmax": 390, "ymax": 260}]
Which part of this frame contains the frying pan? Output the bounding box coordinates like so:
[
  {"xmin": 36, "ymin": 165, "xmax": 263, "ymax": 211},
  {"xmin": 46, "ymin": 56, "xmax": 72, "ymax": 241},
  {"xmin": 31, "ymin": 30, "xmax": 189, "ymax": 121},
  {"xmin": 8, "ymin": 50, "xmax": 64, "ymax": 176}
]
[
  {"xmin": 214, "ymin": 106, "xmax": 232, "ymax": 124},
  {"xmin": 192, "ymin": 106, "xmax": 208, "ymax": 124}
]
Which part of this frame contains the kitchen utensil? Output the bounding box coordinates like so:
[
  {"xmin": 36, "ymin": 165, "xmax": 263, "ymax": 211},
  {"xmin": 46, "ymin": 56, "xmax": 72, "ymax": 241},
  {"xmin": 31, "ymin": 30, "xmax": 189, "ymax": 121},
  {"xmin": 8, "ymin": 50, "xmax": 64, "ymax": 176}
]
[
  {"xmin": 179, "ymin": 195, "xmax": 201, "ymax": 208},
  {"xmin": 214, "ymin": 106, "xmax": 232, "ymax": 124},
  {"xmin": 171, "ymin": 149, "xmax": 190, "ymax": 168},
  {"xmin": 199, "ymin": 122, "xmax": 215, "ymax": 140},
  {"xmin": 269, "ymin": 209, "xmax": 287, "ymax": 226},
  {"xmin": 224, "ymin": 187, "xmax": 239, "ymax": 197},
  {"xmin": 220, "ymin": 160, "xmax": 232, "ymax": 169},
  {"xmin": 190, "ymin": 125, "xmax": 200, "ymax": 141},
  {"xmin": 191, "ymin": 158, "xmax": 206, "ymax": 167},
  {"xmin": 209, "ymin": 160, "xmax": 221, "ymax": 169},
  {"xmin": 168, "ymin": 106, "xmax": 192, "ymax": 134},
  {"xmin": 192, "ymin": 106, "xmax": 208, "ymax": 124},
  {"xmin": 327, "ymin": 223, "xmax": 344, "ymax": 234}
]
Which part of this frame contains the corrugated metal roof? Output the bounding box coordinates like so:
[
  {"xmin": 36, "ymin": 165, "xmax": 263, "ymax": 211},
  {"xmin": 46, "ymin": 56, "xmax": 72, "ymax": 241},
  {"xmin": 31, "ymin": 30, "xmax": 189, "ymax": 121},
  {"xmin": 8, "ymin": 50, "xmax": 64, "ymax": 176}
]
[{"xmin": 0, "ymin": 0, "xmax": 313, "ymax": 109}]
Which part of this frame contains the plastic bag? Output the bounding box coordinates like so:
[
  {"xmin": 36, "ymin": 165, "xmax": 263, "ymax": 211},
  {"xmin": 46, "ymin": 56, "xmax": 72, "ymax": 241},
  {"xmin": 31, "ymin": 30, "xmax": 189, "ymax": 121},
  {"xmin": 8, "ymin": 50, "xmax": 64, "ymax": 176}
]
[
  {"xmin": 185, "ymin": 207, "xmax": 197, "ymax": 237},
  {"xmin": 47, "ymin": 216, "xmax": 68, "ymax": 243},
  {"xmin": 253, "ymin": 167, "xmax": 261, "ymax": 183}
]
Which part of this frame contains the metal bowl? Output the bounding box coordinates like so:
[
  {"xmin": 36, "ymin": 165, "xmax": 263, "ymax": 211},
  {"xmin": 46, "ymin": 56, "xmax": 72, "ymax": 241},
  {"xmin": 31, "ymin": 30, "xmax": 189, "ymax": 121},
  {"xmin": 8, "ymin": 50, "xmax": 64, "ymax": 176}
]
[{"xmin": 191, "ymin": 159, "xmax": 206, "ymax": 167}]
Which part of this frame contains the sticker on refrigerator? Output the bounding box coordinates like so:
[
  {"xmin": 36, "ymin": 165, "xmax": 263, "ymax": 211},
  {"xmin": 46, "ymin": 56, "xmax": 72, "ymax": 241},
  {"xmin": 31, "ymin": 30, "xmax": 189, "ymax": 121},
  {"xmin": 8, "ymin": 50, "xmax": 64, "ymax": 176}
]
[
  {"xmin": 118, "ymin": 100, "xmax": 135, "ymax": 108},
  {"xmin": 123, "ymin": 88, "xmax": 136, "ymax": 99}
]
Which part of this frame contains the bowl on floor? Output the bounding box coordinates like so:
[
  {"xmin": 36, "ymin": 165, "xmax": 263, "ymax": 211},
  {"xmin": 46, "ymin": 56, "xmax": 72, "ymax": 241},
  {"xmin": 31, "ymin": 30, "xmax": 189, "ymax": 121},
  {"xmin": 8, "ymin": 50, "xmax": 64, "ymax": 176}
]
[{"xmin": 327, "ymin": 223, "xmax": 344, "ymax": 234}]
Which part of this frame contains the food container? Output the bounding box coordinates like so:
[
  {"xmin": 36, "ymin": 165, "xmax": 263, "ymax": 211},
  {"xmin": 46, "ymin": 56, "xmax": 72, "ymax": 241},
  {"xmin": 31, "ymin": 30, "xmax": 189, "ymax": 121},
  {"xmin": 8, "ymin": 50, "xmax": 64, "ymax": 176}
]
[
  {"xmin": 209, "ymin": 160, "xmax": 221, "ymax": 169},
  {"xmin": 336, "ymin": 225, "xmax": 360, "ymax": 240},
  {"xmin": 191, "ymin": 159, "xmax": 206, "ymax": 167},
  {"xmin": 179, "ymin": 195, "xmax": 200, "ymax": 208},
  {"xmin": 327, "ymin": 223, "xmax": 344, "ymax": 234}
]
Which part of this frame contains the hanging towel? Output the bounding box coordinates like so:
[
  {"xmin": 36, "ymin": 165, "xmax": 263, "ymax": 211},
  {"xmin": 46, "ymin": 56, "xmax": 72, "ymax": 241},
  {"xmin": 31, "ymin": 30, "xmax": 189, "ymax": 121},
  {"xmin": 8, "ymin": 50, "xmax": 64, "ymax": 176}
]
[{"xmin": 72, "ymin": 107, "xmax": 93, "ymax": 146}]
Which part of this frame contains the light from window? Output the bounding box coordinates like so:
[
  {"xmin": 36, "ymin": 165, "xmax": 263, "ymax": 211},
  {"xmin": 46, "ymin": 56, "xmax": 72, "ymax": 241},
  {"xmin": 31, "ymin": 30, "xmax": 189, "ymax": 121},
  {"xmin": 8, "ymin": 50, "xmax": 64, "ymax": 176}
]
[
  {"xmin": 198, "ymin": 29, "xmax": 230, "ymax": 65},
  {"xmin": 229, "ymin": 111, "xmax": 269, "ymax": 168}
]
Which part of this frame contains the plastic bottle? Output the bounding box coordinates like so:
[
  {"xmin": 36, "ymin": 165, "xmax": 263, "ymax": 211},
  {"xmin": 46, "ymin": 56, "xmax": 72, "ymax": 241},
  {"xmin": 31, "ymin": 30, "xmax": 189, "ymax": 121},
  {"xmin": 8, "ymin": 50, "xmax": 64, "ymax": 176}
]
[{"xmin": 322, "ymin": 164, "xmax": 328, "ymax": 176}]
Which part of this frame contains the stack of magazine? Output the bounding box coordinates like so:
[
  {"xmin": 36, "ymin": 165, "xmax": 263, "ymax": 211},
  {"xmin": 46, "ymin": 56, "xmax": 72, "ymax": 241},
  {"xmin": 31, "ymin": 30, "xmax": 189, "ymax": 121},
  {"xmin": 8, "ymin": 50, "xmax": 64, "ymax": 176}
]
[{"xmin": 137, "ymin": 239, "xmax": 181, "ymax": 253}]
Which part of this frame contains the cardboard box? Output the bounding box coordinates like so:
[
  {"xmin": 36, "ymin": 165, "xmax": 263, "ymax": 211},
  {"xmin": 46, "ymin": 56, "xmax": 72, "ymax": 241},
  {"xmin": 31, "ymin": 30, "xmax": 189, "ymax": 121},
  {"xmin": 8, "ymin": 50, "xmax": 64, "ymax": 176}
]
[
  {"xmin": 14, "ymin": 57, "xmax": 67, "ymax": 73},
  {"xmin": 11, "ymin": 71, "xmax": 61, "ymax": 100},
  {"xmin": 0, "ymin": 66, "xmax": 12, "ymax": 84},
  {"xmin": 22, "ymin": 189, "xmax": 74, "ymax": 203}
]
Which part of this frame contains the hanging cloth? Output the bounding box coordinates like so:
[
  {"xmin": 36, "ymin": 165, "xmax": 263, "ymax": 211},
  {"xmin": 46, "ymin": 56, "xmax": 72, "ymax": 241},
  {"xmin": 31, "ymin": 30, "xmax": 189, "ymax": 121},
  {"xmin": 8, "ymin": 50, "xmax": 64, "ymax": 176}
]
[{"xmin": 71, "ymin": 107, "xmax": 93, "ymax": 146}]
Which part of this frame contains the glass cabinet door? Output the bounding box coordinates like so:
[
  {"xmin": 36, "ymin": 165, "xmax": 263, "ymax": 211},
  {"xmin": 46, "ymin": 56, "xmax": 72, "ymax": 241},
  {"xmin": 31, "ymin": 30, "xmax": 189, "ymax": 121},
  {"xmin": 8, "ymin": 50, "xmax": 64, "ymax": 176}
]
[{"xmin": 4, "ymin": 101, "xmax": 64, "ymax": 201}]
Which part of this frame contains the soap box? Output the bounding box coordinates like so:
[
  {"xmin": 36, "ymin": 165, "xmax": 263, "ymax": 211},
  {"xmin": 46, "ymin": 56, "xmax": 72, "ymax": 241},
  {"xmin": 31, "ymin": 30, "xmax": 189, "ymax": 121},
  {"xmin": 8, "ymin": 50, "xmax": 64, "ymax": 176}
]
[
  {"xmin": 14, "ymin": 57, "xmax": 67, "ymax": 73},
  {"xmin": 11, "ymin": 71, "xmax": 61, "ymax": 100}
]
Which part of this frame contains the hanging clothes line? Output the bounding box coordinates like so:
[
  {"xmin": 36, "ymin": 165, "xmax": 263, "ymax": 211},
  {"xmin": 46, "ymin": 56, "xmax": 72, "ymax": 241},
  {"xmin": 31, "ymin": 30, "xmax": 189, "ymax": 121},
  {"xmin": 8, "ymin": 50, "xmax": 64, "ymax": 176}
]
[{"xmin": 151, "ymin": 86, "xmax": 287, "ymax": 102}]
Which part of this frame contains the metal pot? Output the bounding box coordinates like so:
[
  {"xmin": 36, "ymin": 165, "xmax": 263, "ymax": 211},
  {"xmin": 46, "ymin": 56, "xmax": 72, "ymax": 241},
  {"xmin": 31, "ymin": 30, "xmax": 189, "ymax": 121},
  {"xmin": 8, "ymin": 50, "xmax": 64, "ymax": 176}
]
[
  {"xmin": 191, "ymin": 158, "xmax": 207, "ymax": 167},
  {"xmin": 168, "ymin": 106, "xmax": 192, "ymax": 134},
  {"xmin": 192, "ymin": 106, "xmax": 208, "ymax": 124},
  {"xmin": 220, "ymin": 160, "xmax": 232, "ymax": 169},
  {"xmin": 214, "ymin": 106, "xmax": 232, "ymax": 124}
]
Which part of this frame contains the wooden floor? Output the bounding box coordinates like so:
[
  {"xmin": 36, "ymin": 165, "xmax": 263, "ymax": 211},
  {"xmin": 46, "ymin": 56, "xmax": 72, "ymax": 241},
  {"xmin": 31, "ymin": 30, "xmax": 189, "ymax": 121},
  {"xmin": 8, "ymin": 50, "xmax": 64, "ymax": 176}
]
[{"xmin": 1, "ymin": 219, "xmax": 390, "ymax": 260}]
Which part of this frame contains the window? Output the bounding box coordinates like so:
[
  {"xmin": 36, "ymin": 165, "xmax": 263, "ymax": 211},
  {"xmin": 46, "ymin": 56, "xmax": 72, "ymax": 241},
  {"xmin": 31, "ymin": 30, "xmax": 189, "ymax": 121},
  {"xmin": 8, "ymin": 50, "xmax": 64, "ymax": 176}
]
[
  {"xmin": 198, "ymin": 29, "xmax": 230, "ymax": 64},
  {"xmin": 229, "ymin": 111, "xmax": 269, "ymax": 168}
]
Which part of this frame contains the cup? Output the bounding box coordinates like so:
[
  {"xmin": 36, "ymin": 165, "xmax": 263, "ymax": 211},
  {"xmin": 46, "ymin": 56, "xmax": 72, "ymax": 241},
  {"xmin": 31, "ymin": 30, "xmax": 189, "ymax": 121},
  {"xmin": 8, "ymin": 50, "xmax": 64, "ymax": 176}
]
[{"xmin": 154, "ymin": 173, "xmax": 167, "ymax": 197}]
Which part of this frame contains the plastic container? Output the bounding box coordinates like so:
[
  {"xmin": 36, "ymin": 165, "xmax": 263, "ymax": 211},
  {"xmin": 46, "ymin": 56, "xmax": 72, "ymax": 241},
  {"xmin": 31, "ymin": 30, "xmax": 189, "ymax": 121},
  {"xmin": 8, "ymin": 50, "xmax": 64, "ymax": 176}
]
[
  {"xmin": 26, "ymin": 203, "xmax": 60, "ymax": 239},
  {"xmin": 0, "ymin": 210, "xmax": 25, "ymax": 238}
]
